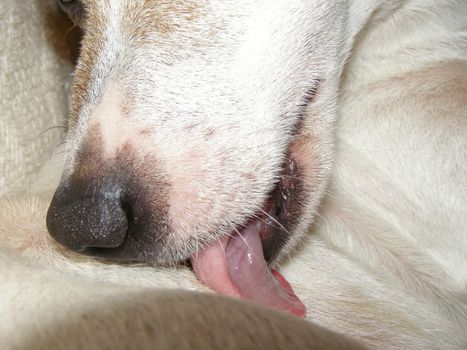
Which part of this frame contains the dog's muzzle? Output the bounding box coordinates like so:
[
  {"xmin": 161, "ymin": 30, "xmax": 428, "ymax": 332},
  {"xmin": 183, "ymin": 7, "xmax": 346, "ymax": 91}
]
[{"xmin": 46, "ymin": 152, "xmax": 309, "ymax": 319}]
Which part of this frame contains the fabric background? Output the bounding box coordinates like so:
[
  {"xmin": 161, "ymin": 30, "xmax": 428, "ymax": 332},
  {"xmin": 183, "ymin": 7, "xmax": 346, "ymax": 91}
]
[{"xmin": 0, "ymin": 0, "xmax": 74, "ymax": 195}]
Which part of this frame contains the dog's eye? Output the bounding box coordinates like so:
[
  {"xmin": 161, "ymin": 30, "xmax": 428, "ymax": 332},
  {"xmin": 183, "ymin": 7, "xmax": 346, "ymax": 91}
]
[
  {"xmin": 59, "ymin": 0, "xmax": 78, "ymax": 9},
  {"xmin": 58, "ymin": 0, "xmax": 84, "ymax": 26}
]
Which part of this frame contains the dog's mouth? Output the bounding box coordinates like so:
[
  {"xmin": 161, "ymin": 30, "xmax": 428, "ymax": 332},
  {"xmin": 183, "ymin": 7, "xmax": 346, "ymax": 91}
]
[{"xmin": 192, "ymin": 153, "xmax": 306, "ymax": 317}]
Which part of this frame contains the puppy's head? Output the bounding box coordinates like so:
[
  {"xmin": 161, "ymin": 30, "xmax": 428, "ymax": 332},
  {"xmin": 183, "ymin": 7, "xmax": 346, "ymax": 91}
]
[{"xmin": 47, "ymin": 0, "xmax": 351, "ymax": 314}]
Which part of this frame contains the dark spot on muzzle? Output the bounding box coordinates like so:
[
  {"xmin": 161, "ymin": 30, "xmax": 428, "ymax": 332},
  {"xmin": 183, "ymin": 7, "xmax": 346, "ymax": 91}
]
[
  {"xmin": 46, "ymin": 178, "xmax": 129, "ymax": 253},
  {"xmin": 47, "ymin": 134, "xmax": 171, "ymax": 263}
]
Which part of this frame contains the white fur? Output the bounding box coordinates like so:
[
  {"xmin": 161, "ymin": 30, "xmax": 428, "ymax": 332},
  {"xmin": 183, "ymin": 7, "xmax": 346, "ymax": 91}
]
[{"xmin": 1, "ymin": 0, "xmax": 466, "ymax": 349}]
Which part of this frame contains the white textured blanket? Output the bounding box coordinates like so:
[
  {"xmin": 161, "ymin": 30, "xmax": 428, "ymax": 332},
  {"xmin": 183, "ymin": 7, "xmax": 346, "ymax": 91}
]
[{"xmin": 0, "ymin": 0, "xmax": 72, "ymax": 195}]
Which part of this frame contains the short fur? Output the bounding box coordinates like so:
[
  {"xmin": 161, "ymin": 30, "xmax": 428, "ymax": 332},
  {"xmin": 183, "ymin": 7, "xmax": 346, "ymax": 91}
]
[{"xmin": 1, "ymin": 0, "xmax": 466, "ymax": 349}]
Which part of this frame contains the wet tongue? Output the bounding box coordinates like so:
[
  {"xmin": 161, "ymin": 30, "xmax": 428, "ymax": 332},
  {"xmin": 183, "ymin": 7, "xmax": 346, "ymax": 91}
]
[{"xmin": 192, "ymin": 221, "xmax": 306, "ymax": 317}]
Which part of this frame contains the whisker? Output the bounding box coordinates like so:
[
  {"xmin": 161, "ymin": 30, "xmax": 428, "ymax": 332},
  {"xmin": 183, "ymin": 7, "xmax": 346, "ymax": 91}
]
[
  {"xmin": 216, "ymin": 235, "xmax": 227, "ymax": 262},
  {"xmin": 41, "ymin": 125, "xmax": 67, "ymax": 135},
  {"xmin": 250, "ymin": 212, "xmax": 271, "ymax": 227},
  {"xmin": 254, "ymin": 205, "xmax": 292, "ymax": 236},
  {"xmin": 232, "ymin": 226, "xmax": 254, "ymax": 254}
]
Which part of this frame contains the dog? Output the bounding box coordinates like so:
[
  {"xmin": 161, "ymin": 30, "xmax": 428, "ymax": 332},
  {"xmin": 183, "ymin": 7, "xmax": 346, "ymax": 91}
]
[{"xmin": 1, "ymin": 0, "xmax": 466, "ymax": 348}]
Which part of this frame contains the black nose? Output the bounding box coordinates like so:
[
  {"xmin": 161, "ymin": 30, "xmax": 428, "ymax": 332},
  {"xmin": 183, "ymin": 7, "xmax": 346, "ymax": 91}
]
[{"xmin": 46, "ymin": 180, "xmax": 129, "ymax": 253}]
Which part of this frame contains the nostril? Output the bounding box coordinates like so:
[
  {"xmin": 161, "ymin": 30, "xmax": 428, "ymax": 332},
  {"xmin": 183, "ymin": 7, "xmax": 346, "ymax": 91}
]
[
  {"xmin": 46, "ymin": 184, "xmax": 130, "ymax": 253},
  {"xmin": 121, "ymin": 198, "xmax": 134, "ymax": 225}
]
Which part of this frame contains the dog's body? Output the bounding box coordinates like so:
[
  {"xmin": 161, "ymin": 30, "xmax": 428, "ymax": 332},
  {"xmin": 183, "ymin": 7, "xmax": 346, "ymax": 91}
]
[{"xmin": 1, "ymin": 0, "xmax": 466, "ymax": 349}]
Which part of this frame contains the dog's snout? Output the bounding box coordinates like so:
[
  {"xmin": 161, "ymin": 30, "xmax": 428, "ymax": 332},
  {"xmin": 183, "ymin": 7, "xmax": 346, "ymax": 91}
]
[{"xmin": 46, "ymin": 181, "xmax": 129, "ymax": 253}]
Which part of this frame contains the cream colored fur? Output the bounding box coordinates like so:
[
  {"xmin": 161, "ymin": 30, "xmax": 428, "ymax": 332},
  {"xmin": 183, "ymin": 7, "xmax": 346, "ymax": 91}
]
[{"xmin": 1, "ymin": 0, "xmax": 466, "ymax": 349}]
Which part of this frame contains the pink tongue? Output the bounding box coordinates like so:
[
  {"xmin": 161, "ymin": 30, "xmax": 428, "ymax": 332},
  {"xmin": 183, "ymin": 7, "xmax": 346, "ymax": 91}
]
[{"xmin": 192, "ymin": 222, "xmax": 306, "ymax": 317}]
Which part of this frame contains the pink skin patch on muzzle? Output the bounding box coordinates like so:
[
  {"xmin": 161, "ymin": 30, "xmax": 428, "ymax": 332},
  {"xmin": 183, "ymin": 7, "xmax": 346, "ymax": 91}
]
[{"xmin": 192, "ymin": 220, "xmax": 306, "ymax": 317}]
